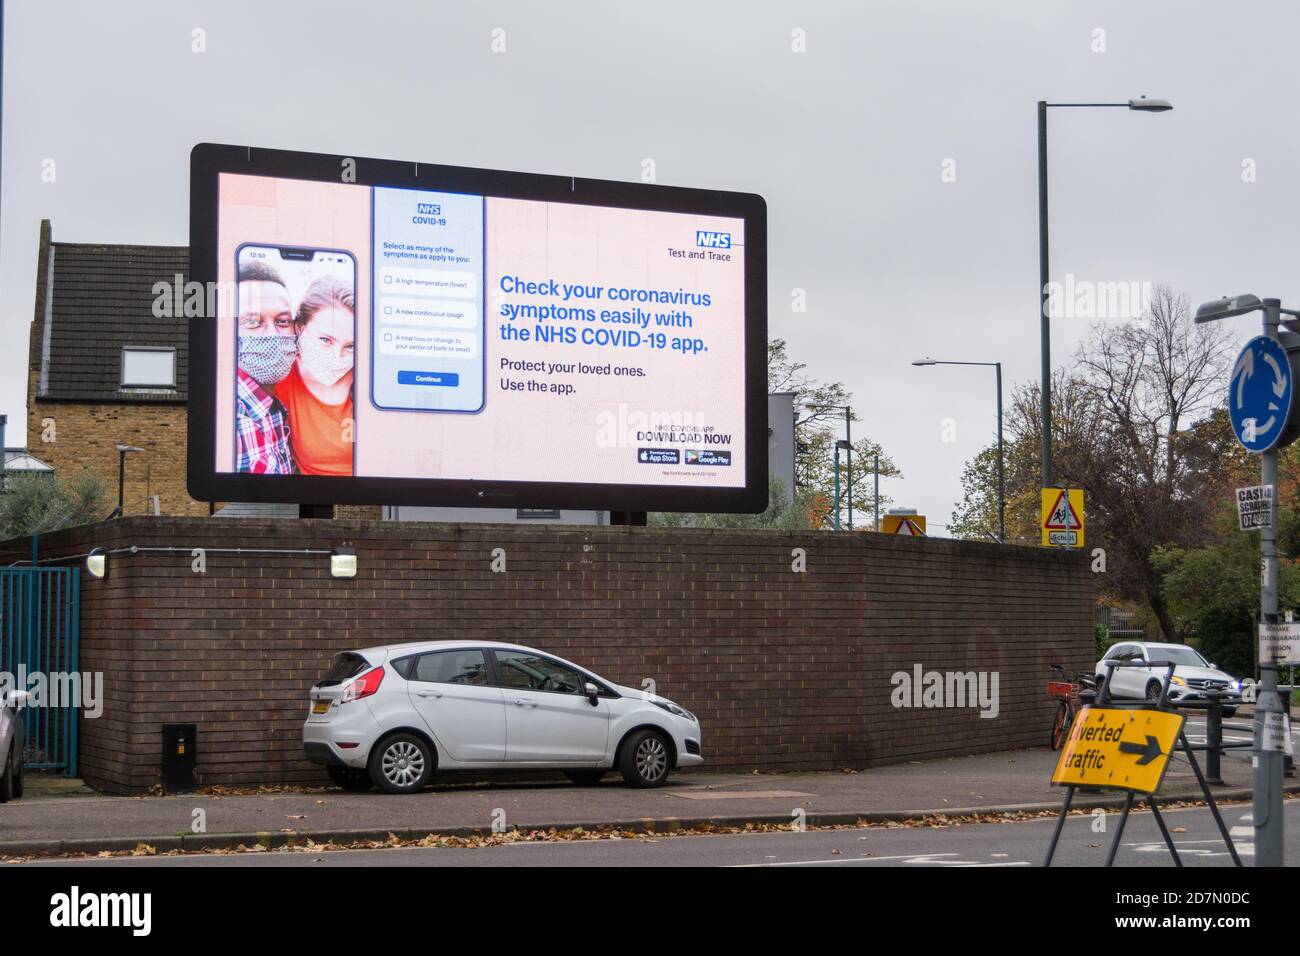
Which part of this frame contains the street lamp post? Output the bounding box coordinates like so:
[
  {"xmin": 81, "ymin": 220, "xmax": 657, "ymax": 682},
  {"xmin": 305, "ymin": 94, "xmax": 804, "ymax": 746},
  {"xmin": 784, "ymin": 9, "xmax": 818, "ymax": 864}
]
[
  {"xmin": 913, "ymin": 359, "xmax": 1005, "ymax": 543},
  {"xmin": 833, "ymin": 439, "xmax": 851, "ymax": 531},
  {"xmin": 112, "ymin": 444, "xmax": 144, "ymax": 519},
  {"xmin": 1037, "ymin": 97, "xmax": 1172, "ymax": 488},
  {"xmin": 801, "ymin": 403, "xmax": 854, "ymax": 530}
]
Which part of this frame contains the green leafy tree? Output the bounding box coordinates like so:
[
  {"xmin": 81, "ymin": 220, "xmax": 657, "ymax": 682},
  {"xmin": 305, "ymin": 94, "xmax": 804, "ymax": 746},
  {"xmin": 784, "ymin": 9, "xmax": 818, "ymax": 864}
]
[
  {"xmin": 0, "ymin": 470, "xmax": 106, "ymax": 539},
  {"xmin": 768, "ymin": 338, "xmax": 900, "ymax": 526}
]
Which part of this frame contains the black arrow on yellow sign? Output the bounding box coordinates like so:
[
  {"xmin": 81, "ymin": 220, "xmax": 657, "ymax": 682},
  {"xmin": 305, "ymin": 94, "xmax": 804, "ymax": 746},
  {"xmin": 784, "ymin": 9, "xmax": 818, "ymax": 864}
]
[{"xmin": 1118, "ymin": 735, "xmax": 1162, "ymax": 765}]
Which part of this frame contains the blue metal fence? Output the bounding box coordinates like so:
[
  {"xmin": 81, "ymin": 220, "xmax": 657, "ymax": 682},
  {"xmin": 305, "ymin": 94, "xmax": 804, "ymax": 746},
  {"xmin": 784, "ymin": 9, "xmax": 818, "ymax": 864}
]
[{"xmin": 0, "ymin": 567, "xmax": 80, "ymax": 775}]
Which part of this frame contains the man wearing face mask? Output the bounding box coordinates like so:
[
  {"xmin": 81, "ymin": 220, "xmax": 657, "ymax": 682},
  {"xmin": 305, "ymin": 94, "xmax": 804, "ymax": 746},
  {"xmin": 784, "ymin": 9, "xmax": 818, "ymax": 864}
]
[
  {"xmin": 235, "ymin": 261, "xmax": 298, "ymax": 474},
  {"xmin": 275, "ymin": 277, "xmax": 356, "ymax": 476}
]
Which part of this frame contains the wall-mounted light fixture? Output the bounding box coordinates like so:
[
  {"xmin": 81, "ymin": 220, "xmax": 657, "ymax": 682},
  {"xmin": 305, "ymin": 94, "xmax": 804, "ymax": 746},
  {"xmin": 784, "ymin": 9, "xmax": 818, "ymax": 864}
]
[
  {"xmin": 85, "ymin": 547, "xmax": 108, "ymax": 579},
  {"xmin": 330, "ymin": 547, "xmax": 358, "ymax": 579}
]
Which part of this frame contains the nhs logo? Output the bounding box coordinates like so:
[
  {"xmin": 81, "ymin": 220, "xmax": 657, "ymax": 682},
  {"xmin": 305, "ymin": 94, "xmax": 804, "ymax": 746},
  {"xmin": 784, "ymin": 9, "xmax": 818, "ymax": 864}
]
[
  {"xmin": 416, "ymin": 202, "xmax": 442, "ymax": 215},
  {"xmin": 695, "ymin": 231, "xmax": 731, "ymax": 249}
]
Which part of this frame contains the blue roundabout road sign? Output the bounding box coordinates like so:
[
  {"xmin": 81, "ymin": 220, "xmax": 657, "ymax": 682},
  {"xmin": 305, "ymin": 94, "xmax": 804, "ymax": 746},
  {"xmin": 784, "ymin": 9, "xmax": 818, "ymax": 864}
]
[{"xmin": 1229, "ymin": 336, "xmax": 1295, "ymax": 453}]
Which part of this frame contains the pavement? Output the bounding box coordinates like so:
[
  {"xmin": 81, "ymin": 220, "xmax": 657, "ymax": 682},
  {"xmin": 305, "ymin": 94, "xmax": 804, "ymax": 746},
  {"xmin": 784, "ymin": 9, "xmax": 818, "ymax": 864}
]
[
  {"xmin": 2, "ymin": 712, "xmax": 1294, "ymax": 859},
  {"xmin": 22, "ymin": 800, "xmax": 1289, "ymax": 868}
]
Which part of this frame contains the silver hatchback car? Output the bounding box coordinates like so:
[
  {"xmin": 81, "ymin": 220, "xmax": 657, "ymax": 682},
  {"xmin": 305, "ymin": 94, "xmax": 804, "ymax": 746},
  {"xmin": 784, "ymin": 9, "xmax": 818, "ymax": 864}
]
[{"xmin": 0, "ymin": 690, "xmax": 29, "ymax": 803}]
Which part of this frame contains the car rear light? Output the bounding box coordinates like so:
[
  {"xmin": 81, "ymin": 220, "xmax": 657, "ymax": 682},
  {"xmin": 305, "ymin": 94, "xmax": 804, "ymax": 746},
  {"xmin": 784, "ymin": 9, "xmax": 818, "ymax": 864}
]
[{"xmin": 341, "ymin": 667, "xmax": 384, "ymax": 703}]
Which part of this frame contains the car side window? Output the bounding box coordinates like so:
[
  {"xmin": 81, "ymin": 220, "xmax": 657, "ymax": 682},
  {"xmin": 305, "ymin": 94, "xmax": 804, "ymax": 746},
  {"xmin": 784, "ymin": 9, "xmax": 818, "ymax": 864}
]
[
  {"xmin": 493, "ymin": 650, "xmax": 583, "ymax": 694},
  {"xmin": 1106, "ymin": 644, "xmax": 1130, "ymax": 661},
  {"xmin": 411, "ymin": 649, "xmax": 489, "ymax": 686}
]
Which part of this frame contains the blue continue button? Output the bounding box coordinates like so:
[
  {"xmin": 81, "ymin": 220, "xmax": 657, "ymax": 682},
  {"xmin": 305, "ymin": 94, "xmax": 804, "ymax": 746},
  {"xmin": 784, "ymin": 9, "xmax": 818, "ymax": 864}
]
[{"xmin": 398, "ymin": 370, "xmax": 460, "ymax": 387}]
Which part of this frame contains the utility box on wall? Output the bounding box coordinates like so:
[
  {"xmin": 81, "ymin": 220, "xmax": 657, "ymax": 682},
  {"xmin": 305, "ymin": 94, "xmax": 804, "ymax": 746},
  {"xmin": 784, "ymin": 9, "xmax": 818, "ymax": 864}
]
[{"xmin": 162, "ymin": 723, "xmax": 197, "ymax": 794}]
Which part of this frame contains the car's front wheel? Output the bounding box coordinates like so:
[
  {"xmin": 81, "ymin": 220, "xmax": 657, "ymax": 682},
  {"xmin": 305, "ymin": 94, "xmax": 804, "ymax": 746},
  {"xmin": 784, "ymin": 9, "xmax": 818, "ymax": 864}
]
[
  {"xmin": 618, "ymin": 729, "xmax": 672, "ymax": 788},
  {"xmin": 369, "ymin": 733, "xmax": 433, "ymax": 794},
  {"xmin": 328, "ymin": 765, "xmax": 374, "ymax": 792},
  {"xmin": 1146, "ymin": 681, "xmax": 1163, "ymax": 703}
]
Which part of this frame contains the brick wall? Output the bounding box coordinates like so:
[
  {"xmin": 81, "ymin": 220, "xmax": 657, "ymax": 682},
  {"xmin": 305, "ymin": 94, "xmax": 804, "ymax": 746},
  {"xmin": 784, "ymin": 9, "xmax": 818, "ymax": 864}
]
[{"xmin": 2, "ymin": 517, "xmax": 1094, "ymax": 793}]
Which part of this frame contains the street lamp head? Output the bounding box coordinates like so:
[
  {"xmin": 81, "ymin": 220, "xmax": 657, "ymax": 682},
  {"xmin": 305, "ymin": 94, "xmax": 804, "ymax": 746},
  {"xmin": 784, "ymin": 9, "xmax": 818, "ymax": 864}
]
[
  {"xmin": 1195, "ymin": 294, "xmax": 1262, "ymax": 323},
  {"xmin": 1128, "ymin": 97, "xmax": 1173, "ymax": 112},
  {"xmin": 911, "ymin": 358, "xmax": 937, "ymax": 366},
  {"xmin": 116, "ymin": 444, "xmax": 144, "ymax": 454}
]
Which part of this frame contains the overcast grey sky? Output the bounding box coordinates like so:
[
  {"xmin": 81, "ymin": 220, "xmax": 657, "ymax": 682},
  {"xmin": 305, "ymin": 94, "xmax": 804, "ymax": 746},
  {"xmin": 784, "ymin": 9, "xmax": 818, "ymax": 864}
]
[{"xmin": 3, "ymin": 0, "xmax": 1297, "ymax": 527}]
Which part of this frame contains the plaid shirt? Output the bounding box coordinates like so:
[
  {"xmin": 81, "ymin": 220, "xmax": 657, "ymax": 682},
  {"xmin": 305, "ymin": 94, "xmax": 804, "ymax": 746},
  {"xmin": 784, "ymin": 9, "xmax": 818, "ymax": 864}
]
[{"xmin": 235, "ymin": 368, "xmax": 296, "ymax": 474}]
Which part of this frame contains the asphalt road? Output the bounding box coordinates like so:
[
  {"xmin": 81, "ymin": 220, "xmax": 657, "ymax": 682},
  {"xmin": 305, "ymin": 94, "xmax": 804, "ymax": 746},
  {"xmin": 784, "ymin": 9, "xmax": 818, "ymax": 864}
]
[{"xmin": 23, "ymin": 798, "xmax": 1294, "ymax": 868}]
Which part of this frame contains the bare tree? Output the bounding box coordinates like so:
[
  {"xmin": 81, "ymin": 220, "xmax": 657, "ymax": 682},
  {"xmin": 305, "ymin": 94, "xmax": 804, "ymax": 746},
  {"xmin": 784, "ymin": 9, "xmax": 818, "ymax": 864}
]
[{"xmin": 1064, "ymin": 285, "xmax": 1235, "ymax": 638}]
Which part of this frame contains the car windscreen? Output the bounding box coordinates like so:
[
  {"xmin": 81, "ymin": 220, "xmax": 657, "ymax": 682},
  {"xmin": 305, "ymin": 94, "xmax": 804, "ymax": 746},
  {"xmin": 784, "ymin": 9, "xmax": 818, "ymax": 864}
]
[{"xmin": 1152, "ymin": 646, "xmax": 1207, "ymax": 668}]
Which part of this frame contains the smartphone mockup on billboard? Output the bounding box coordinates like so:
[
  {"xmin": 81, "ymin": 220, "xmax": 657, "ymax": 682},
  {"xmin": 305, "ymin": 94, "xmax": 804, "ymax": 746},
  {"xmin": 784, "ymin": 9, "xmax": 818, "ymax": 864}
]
[{"xmin": 188, "ymin": 143, "xmax": 767, "ymax": 513}]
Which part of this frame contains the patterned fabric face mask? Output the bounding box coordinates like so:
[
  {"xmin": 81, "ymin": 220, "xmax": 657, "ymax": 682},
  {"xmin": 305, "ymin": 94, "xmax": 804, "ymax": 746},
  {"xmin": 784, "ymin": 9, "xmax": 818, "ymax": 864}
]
[
  {"xmin": 297, "ymin": 332, "xmax": 353, "ymax": 387},
  {"xmin": 238, "ymin": 334, "xmax": 298, "ymax": 386}
]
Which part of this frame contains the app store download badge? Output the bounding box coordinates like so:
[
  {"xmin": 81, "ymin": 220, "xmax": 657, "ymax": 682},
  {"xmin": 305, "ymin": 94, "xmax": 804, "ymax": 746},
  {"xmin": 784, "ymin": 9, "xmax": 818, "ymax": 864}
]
[
  {"xmin": 638, "ymin": 448, "xmax": 680, "ymax": 465},
  {"xmin": 685, "ymin": 449, "xmax": 731, "ymax": 466}
]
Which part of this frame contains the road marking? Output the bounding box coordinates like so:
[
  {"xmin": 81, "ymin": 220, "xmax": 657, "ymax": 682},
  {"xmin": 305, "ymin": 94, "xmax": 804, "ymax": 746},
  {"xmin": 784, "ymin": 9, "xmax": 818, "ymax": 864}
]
[{"xmin": 731, "ymin": 852, "xmax": 1031, "ymax": 867}]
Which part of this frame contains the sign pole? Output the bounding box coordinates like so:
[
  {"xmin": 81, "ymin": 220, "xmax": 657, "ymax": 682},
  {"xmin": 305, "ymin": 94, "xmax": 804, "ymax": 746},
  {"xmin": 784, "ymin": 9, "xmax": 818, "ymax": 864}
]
[{"xmin": 1254, "ymin": 298, "xmax": 1286, "ymax": 867}]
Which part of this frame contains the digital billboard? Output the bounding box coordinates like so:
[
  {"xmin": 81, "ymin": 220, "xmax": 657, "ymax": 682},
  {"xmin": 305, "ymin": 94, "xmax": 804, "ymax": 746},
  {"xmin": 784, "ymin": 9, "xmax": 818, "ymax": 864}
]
[{"xmin": 188, "ymin": 144, "xmax": 767, "ymax": 512}]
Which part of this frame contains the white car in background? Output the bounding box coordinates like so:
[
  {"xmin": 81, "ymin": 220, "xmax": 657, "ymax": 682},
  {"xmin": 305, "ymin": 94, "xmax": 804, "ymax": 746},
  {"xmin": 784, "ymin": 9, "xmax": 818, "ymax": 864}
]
[
  {"xmin": 0, "ymin": 690, "xmax": 29, "ymax": 803},
  {"xmin": 1095, "ymin": 641, "xmax": 1242, "ymax": 716},
  {"xmin": 303, "ymin": 641, "xmax": 702, "ymax": 793}
]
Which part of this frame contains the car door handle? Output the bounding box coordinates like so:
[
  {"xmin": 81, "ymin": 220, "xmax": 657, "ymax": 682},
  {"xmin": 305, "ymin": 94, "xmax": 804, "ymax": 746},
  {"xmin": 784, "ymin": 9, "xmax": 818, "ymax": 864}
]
[
  {"xmin": 417, "ymin": 690, "xmax": 443, "ymax": 699},
  {"xmin": 514, "ymin": 699, "xmax": 538, "ymax": 707}
]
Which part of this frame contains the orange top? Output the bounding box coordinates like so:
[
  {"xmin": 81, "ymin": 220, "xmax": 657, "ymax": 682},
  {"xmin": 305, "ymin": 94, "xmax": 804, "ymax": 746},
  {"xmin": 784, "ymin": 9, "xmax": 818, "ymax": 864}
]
[{"xmin": 274, "ymin": 363, "xmax": 354, "ymax": 476}]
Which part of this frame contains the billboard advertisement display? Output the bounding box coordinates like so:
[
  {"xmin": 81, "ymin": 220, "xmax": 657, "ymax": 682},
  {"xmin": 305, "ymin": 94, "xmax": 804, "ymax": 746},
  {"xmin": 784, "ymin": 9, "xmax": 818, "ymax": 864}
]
[{"xmin": 188, "ymin": 144, "xmax": 767, "ymax": 512}]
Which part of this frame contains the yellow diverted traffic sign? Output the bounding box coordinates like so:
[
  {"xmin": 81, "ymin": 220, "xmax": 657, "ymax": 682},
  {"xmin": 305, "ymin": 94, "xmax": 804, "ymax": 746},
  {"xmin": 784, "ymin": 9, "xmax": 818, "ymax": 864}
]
[
  {"xmin": 1052, "ymin": 707, "xmax": 1184, "ymax": 795},
  {"xmin": 1041, "ymin": 488, "xmax": 1085, "ymax": 548}
]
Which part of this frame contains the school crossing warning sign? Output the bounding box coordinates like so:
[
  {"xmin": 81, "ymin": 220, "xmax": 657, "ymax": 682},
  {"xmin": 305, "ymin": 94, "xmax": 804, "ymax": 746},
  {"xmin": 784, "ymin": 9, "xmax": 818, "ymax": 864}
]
[
  {"xmin": 1041, "ymin": 488, "xmax": 1085, "ymax": 548},
  {"xmin": 1051, "ymin": 707, "xmax": 1184, "ymax": 795}
]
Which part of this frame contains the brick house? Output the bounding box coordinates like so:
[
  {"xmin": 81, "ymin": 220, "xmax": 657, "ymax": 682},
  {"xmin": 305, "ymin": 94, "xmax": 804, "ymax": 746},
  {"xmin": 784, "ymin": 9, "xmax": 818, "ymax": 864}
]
[{"xmin": 25, "ymin": 219, "xmax": 202, "ymax": 517}]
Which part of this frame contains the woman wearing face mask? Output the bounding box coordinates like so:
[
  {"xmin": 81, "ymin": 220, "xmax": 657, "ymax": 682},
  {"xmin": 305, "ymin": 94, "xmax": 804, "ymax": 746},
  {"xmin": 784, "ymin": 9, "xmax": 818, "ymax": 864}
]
[{"xmin": 276, "ymin": 277, "xmax": 356, "ymax": 476}]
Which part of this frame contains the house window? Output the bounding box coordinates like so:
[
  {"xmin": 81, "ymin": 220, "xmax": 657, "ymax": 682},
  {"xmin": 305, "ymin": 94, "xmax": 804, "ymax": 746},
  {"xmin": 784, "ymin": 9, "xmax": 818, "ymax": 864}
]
[
  {"xmin": 516, "ymin": 509, "xmax": 560, "ymax": 520},
  {"xmin": 121, "ymin": 348, "xmax": 176, "ymax": 388}
]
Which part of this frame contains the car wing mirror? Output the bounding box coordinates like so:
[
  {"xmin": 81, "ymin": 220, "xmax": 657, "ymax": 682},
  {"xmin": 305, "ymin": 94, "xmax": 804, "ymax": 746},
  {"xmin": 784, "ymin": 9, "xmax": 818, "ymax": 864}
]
[
  {"xmin": 4, "ymin": 690, "xmax": 30, "ymax": 709},
  {"xmin": 583, "ymin": 682, "xmax": 600, "ymax": 706}
]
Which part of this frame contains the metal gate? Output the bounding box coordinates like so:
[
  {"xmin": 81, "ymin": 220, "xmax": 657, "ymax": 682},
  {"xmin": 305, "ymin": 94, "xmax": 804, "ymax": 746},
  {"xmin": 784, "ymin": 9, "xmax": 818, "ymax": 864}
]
[{"xmin": 0, "ymin": 567, "xmax": 80, "ymax": 775}]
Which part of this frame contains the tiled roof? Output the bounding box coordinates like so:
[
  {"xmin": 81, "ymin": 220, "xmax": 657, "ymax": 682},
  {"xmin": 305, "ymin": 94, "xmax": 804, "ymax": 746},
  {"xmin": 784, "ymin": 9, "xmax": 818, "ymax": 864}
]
[{"xmin": 38, "ymin": 240, "xmax": 188, "ymax": 402}]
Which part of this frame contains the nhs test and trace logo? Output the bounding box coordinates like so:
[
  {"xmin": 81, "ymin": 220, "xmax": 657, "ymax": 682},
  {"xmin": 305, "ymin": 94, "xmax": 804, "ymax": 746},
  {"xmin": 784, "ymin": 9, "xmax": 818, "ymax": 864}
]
[{"xmin": 695, "ymin": 231, "xmax": 731, "ymax": 249}]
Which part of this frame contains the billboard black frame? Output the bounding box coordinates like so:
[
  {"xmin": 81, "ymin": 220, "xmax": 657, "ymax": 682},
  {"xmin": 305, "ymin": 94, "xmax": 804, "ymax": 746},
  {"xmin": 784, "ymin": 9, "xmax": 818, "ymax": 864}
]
[{"xmin": 188, "ymin": 142, "xmax": 768, "ymax": 513}]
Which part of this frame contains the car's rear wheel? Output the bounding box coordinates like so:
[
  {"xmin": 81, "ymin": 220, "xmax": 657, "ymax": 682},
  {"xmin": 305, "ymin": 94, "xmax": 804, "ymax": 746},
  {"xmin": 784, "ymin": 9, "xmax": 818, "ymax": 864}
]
[
  {"xmin": 369, "ymin": 733, "xmax": 433, "ymax": 794},
  {"xmin": 565, "ymin": 770, "xmax": 606, "ymax": 786},
  {"xmin": 328, "ymin": 765, "xmax": 374, "ymax": 792},
  {"xmin": 0, "ymin": 744, "xmax": 13, "ymax": 803},
  {"xmin": 618, "ymin": 729, "xmax": 672, "ymax": 788}
]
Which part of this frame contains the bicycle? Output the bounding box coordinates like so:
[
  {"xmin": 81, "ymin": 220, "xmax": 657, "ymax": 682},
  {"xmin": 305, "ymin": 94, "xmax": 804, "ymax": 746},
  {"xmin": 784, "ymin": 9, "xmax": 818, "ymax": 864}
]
[{"xmin": 1048, "ymin": 663, "xmax": 1097, "ymax": 750}]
